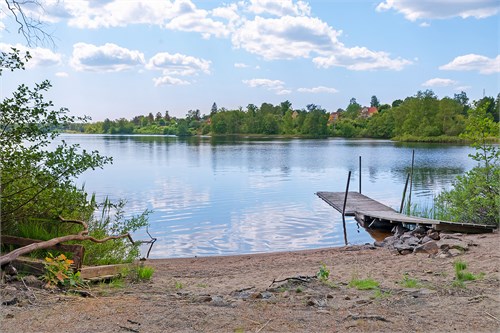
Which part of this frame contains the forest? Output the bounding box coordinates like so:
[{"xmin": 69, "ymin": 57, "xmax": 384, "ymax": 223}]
[{"xmin": 74, "ymin": 91, "xmax": 499, "ymax": 142}]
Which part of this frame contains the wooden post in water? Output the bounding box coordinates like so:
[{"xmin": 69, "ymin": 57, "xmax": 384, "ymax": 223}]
[
  {"xmin": 359, "ymin": 156, "xmax": 362, "ymax": 194},
  {"xmin": 400, "ymin": 173, "xmax": 410, "ymax": 213},
  {"xmin": 342, "ymin": 171, "xmax": 351, "ymax": 246},
  {"xmin": 408, "ymin": 150, "xmax": 415, "ymax": 210}
]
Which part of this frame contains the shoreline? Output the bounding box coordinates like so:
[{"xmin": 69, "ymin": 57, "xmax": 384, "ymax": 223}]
[{"xmin": 2, "ymin": 232, "xmax": 499, "ymax": 332}]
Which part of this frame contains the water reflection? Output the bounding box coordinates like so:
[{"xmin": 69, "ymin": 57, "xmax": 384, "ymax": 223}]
[{"xmin": 57, "ymin": 135, "xmax": 475, "ymax": 258}]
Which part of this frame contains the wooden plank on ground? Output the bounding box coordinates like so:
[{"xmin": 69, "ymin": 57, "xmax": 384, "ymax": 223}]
[{"xmin": 80, "ymin": 263, "xmax": 135, "ymax": 279}]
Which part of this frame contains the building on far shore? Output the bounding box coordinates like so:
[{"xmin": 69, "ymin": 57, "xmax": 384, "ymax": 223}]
[{"xmin": 360, "ymin": 107, "xmax": 378, "ymax": 118}]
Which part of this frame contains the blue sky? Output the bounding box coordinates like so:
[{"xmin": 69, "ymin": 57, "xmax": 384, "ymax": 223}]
[{"xmin": 1, "ymin": 0, "xmax": 498, "ymax": 121}]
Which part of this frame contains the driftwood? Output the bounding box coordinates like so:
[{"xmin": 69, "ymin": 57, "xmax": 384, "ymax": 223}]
[{"xmin": 0, "ymin": 216, "xmax": 134, "ymax": 267}]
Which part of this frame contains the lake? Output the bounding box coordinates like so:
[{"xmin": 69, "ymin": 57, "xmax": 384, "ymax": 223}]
[{"xmin": 61, "ymin": 134, "xmax": 475, "ymax": 258}]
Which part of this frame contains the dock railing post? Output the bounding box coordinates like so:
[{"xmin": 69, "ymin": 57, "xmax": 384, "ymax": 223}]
[
  {"xmin": 359, "ymin": 156, "xmax": 361, "ymax": 194},
  {"xmin": 342, "ymin": 171, "xmax": 351, "ymax": 246},
  {"xmin": 400, "ymin": 173, "xmax": 410, "ymax": 213}
]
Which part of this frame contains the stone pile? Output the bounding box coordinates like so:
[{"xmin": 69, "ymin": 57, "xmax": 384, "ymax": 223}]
[{"xmin": 374, "ymin": 225, "xmax": 473, "ymax": 257}]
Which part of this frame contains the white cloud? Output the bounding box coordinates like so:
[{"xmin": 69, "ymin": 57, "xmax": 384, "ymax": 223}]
[
  {"xmin": 419, "ymin": 22, "xmax": 430, "ymax": 27},
  {"xmin": 439, "ymin": 54, "xmax": 500, "ymax": 74},
  {"xmin": 55, "ymin": 71, "xmax": 69, "ymax": 77},
  {"xmin": 164, "ymin": 1, "xmax": 230, "ymax": 39},
  {"xmin": 243, "ymin": 78, "xmax": 290, "ymax": 94},
  {"xmin": 147, "ymin": 52, "xmax": 211, "ymax": 87},
  {"xmin": 376, "ymin": 0, "xmax": 499, "ymax": 21},
  {"xmin": 247, "ymin": 0, "xmax": 311, "ymax": 16},
  {"xmin": 153, "ymin": 75, "xmax": 190, "ymax": 86},
  {"xmin": 243, "ymin": 78, "xmax": 284, "ymax": 89},
  {"xmin": 232, "ymin": 15, "xmax": 411, "ymax": 71},
  {"xmin": 232, "ymin": 15, "xmax": 340, "ymax": 60},
  {"xmin": 422, "ymin": 78, "xmax": 457, "ymax": 87},
  {"xmin": 297, "ymin": 86, "xmax": 339, "ymax": 94},
  {"xmin": 147, "ymin": 52, "xmax": 211, "ymax": 76},
  {"xmin": 313, "ymin": 46, "xmax": 411, "ymax": 71},
  {"xmin": 234, "ymin": 62, "xmax": 249, "ymax": 68},
  {"xmin": 0, "ymin": 43, "xmax": 62, "ymax": 68},
  {"xmin": 70, "ymin": 42, "xmax": 145, "ymax": 72},
  {"xmin": 276, "ymin": 89, "xmax": 292, "ymax": 95},
  {"xmin": 455, "ymin": 85, "xmax": 471, "ymax": 91}
]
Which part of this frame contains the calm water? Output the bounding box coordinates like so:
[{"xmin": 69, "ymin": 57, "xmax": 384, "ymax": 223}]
[{"xmin": 60, "ymin": 135, "xmax": 475, "ymax": 258}]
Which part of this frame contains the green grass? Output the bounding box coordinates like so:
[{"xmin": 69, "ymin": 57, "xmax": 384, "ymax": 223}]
[
  {"xmin": 371, "ymin": 289, "xmax": 391, "ymax": 299},
  {"xmin": 400, "ymin": 274, "xmax": 422, "ymax": 288},
  {"xmin": 136, "ymin": 265, "xmax": 154, "ymax": 281},
  {"xmin": 175, "ymin": 281, "xmax": 184, "ymax": 290},
  {"xmin": 348, "ymin": 278, "xmax": 380, "ymax": 290},
  {"xmin": 452, "ymin": 260, "xmax": 484, "ymax": 288}
]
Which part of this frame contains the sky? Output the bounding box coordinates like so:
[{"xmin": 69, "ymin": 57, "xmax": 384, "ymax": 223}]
[{"xmin": 1, "ymin": 0, "xmax": 499, "ymax": 121}]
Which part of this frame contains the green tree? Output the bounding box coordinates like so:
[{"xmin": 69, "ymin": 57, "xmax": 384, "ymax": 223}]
[
  {"xmin": 344, "ymin": 98, "xmax": 361, "ymax": 119},
  {"xmin": 436, "ymin": 102, "xmax": 499, "ymax": 225},
  {"xmin": 370, "ymin": 95, "xmax": 380, "ymax": 108},
  {"xmin": 0, "ymin": 49, "xmax": 112, "ymax": 229}
]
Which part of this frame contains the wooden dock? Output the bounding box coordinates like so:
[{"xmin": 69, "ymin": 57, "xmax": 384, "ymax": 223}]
[{"xmin": 316, "ymin": 191, "xmax": 496, "ymax": 233}]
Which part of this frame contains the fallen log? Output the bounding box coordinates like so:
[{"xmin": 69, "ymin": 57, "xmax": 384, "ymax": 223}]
[{"xmin": 0, "ymin": 216, "xmax": 134, "ymax": 267}]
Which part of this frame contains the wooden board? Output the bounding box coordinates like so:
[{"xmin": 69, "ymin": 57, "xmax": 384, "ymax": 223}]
[{"xmin": 316, "ymin": 191, "xmax": 395, "ymax": 216}]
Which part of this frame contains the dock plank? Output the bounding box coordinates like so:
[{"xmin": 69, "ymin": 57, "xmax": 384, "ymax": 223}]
[
  {"xmin": 316, "ymin": 191, "xmax": 495, "ymax": 233},
  {"xmin": 316, "ymin": 191, "xmax": 395, "ymax": 216}
]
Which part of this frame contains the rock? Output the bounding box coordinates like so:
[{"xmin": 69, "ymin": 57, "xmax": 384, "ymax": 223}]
[
  {"xmin": 440, "ymin": 233, "xmax": 463, "ymax": 240},
  {"xmin": 437, "ymin": 252, "xmax": 452, "ymax": 259},
  {"xmin": 282, "ymin": 291, "xmax": 290, "ymax": 298},
  {"xmin": 437, "ymin": 239, "xmax": 468, "ymax": 251},
  {"xmin": 420, "ymin": 236, "xmax": 433, "ymax": 244},
  {"xmin": 448, "ymin": 248, "xmax": 463, "ymax": 256},
  {"xmin": 427, "ymin": 231, "xmax": 440, "ymax": 240},
  {"xmin": 399, "ymin": 249, "xmax": 413, "ymax": 255},
  {"xmin": 411, "ymin": 226, "xmax": 428, "ymax": 236},
  {"xmin": 374, "ymin": 241, "xmax": 385, "ymax": 247},
  {"xmin": 413, "ymin": 241, "xmax": 439, "ymax": 254},
  {"xmin": 344, "ymin": 295, "xmax": 351, "ymax": 300}
]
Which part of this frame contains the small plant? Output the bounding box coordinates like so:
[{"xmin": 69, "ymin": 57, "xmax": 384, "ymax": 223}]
[
  {"xmin": 372, "ymin": 289, "xmax": 391, "ymax": 299},
  {"xmin": 295, "ymin": 286, "xmax": 303, "ymax": 293},
  {"xmin": 400, "ymin": 273, "xmax": 421, "ymax": 288},
  {"xmin": 316, "ymin": 263, "xmax": 330, "ymax": 282},
  {"xmin": 41, "ymin": 253, "xmax": 84, "ymax": 289},
  {"xmin": 136, "ymin": 265, "xmax": 155, "ymax": 281},
  {"xmin": 348, "ymin": 277, "xmax": 379, "ymax": 290},
  {"xmin": 196, "ymin": 283, "xmax": 208, "ymax": 288},
  {"xmin": 175, "ymin": 281, "xmax": 184, "ymax": 290},
  {"xmin": 452, "ymin": 260, "xmax": 483, "ymax": 288},
  {"xmin": 454, "ymin": 260, "xmax": 467, "ymax": 273}
]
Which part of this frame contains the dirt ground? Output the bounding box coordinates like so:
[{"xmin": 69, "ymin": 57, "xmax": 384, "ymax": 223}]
[{"xmin": 1, "ymin": 232, "xmax": 499, "ymax": 333}]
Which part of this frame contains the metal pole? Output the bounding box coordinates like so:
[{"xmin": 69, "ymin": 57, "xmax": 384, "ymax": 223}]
[
  {"xmin": 400, "ymin": 173, "xmax": 410, "ymax": 213},
  {"xmin": 342, "ymin": 171, "xmax": 351, "ymax": 246},
  {"xmin": 359, "ymin": 156, "xmax": 362, "ymax": 194},
  {"xmin": 408, "ymin": 150, "xmax": 415, "ymax": 210}
]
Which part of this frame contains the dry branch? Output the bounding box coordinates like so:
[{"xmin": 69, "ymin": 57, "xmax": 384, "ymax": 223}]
[{"xmin": 0, "ymin": 216, "xmax": 134, "ymax": 267}]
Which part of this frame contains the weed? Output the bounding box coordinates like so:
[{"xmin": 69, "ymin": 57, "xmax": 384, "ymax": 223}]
[
  {"xmin": 295, "ymin": 286, "xmax": 303, "ymax": 293},
  {"xmin": 452, "ymin": 260, "xmax": 483, "ymax": 288},
  {"xmin": 316, "ymin": 263, "xmax": 330, "ymax": 282},
  {"xmin": 196, "ymin": 283, "xmax": 208, "ymax": 288},
  {"xmin": 372, "ymin": 289, "xmax": 391, "ymax": 299},
  {"xmin": 348, "ymin": 277, "xmax": 379, "ymax": 290},
  {"xmin": 41, "ymin": 253, "xmax": 85, "ymax": 289},
  {"xmin": 400, "ymin": 274, "xmax": 421, "ymax": 288},
  {"xmin": 175, "ymin": 281, "xmax": 184, "ymax": 289},
  {"xmin": 454, "ymin": 260, "xmax": 468, "ymax": 273},
  {"xmin": 136, "ymin": 265, "xmax": 154, "ymax": 281}
]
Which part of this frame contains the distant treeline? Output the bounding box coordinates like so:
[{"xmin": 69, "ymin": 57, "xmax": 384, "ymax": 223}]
[{"xmin": 68, "ymin": 90, "xmax": 499, "ymax": 141}]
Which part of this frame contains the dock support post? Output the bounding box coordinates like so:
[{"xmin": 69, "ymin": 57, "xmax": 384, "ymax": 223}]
[
  {"xmin": 400, "ymin": 173, "xmax": 410, "ymax": 213},
  {"xmin": 359, "ymin": 156, "xmax": 361, "ymax": 194},
  {"xmin": 342, "ymin": 171, "xmax": 351, "ymax": 246},
  {"xmin": 408, "ymin": 150, "xmax": 415, "ymax": 211}
]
